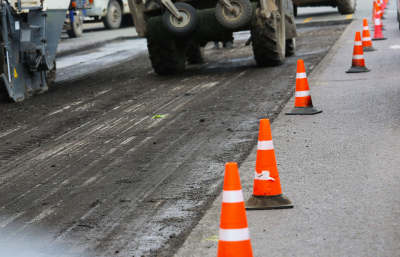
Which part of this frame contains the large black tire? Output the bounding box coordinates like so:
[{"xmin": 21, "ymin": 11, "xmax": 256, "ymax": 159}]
[
  {"xmin": 285, "ymin": 38, "xmax": 295, "ymax": 56},
  {"xmin": 67, "ymin": 11, "xmax": 83, "ymax": 38},
  {"xmin": 121, "ymin": 14, "xmax": 134, "ymax": 27},
  {"xmin": 337, "ymin": 0, "xmax": 356, "ymax": 15},
  {"xmin": 251, "ymin": 1, "xmax": 286, "ymax": 67},
  {"xmin": 186, "ymin": 38, "xmax": 204, "ymax": 64},
  {"xmin": 215, "ymin": 0, "xmax": 253, "ymax": 30},
  {"xmin": 163, "ymin": 3, "xmax": 198, "ymax": 36},
  {"xmin": 102, "ymin": 0, "xmax": 122, "ymax": 30},
  {"xmin": 147, "ymin": 39, "xmax": 188, "ymax": 75}
]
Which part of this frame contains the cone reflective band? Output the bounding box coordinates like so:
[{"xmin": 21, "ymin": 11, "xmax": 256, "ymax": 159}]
[
  {"xmin": 372, "ymin": 12, "xmax": 387, "ymax": 41},
  {"xmin": 286, "ymin": 59, "xmax": 322, "ymax": 115},
  {"xmin": 362, "ymin": 19, "xmax": 376, "ymax": 51},
  {"xmin": 245, "ymin": 120, "xmax": 293, "ymax": 210},
  {"xmin": 218, "ymin": 162, "xmax": 253, "ymax": 257}
]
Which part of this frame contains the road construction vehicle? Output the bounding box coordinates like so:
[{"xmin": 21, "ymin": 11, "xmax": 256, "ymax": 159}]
[
  {"xmin": 127, "ymin": 0, "xmax": 297, "ymax": 74},
  {"xmin": 64, "ymin": 1, "xmax": 87, "ymax": 38},
  {"xmin": 86, "ymin": 0, "xmax": 133, "ymax": 29},
  {"xmin": 292, "ymin": 0, "xmax": 356, "ymax": 16},
  {"xmin": 0, "ymin": 0, "xmax": 84, "ymax": 102}
]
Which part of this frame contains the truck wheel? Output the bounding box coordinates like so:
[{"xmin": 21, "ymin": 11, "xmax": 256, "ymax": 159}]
[
  {"xmin": 251, "ymin": 2, "xmax": 286, "ymax": 67},
  {"xmin": 215, "ymin": 0, "xmax": 252, "ymax": 30},
  {"xmin": 186, "ymin": 38, "xmax": 204, "ymax": 64},
  {"xmin": 103, "ymin": 0, "xmax": 122, "ymax": 29},
  {"xmin": 121, "ymin": 14, "xmax": 134, "ymax": 27},
  {"xmin": 147, "ymin": 39, "xmax": 188, "ymax": 75},
  {"xmin": 67, "ymin": 11, "xmax": 83, "ymax": 38},
  {"xmin": 337, "ymin": 0, "xmax": 356, "ymax": 15},
  {"xmin": 285, "ymin": 38, "xmax": 295, "ymax": 56},
  {"xmin": 163, "ymin": 3, "xmax": 198, "ymax": 36}
]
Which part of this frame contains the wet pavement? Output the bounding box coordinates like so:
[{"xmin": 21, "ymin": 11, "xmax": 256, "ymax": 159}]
[{"xmin": 0, "ymin": 21, "xmax": 347, "ymax": 257}]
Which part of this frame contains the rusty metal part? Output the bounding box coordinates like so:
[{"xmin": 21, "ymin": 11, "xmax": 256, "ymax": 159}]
[
  {"xmin": 127, "ymin": 0, "xmax": 147, "ymax": 37},
  {"xmin": 259, "ymin": 0, "xmax": 278, "ymax": 19}
]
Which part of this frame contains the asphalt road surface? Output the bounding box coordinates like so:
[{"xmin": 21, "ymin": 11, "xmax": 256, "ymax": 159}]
[{"xmin": 0, "ymin": 23, "xmax": 347, "ymax": 256}]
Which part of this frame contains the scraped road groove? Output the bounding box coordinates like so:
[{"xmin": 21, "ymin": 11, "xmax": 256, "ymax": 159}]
[{"xmin": 0, "ymin": 24, "xmax": 346, "ymax": 256}]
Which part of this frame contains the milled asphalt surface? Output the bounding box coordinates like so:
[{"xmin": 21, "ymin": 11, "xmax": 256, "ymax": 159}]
[
  {"xmin": 0, "ymin": 22, "xmax": 346, "ymax": 257},
  {"xmin": 175, "ymin": 2, "xmax": 400, "ymax": 257}
]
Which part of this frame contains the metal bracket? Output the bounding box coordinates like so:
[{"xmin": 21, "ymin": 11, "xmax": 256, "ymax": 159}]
[
  {"xmin": 219, "ymin": 0, "xmax": 236, "ymax": 14},
  {"xmin": 161, "ymin": 0, "xmax": 182, "ymax": 20},
  {"xmin": 260, "ymin": 0, "xmax": 278, "ymax": 19},
  {"xmin": 260, "ymin": 0, "xmax": 271, "ymax": 18}
]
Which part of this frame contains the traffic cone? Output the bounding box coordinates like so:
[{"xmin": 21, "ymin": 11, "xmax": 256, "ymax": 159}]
[
  {"xmin": 244, "ymin": 119, "xmax": 293, "ymax": 210},
  {"xmin": 285, "ymin": 60, "xmax": 322, "ymax": 115},
  {"xmin": 382, "ymin": 0, "xmax": 387, "ymax": 9},
  {"xmin": 362, "ymin": 19, "xmax": 376, "ymax": 52},
  {"xmin": 218, "ymin": 162, "xmax": 253, "ymax": 257},
  {"xmin": 346, "ymin": 32, "xmax": 371, "ymax": 73},
  {"xmin": 372, "ymin": 1, "xmax": 376, "ymax": 23},
  {"xmin": 372, "ymin": 12, "xmax": 387, "ymax": 40},
  {"xmin": 377, "ymin": 0, "xmax": 385, "ymax": 19},
  {"xmin": 373, "ymin": 2, "xmax": 386, "ymax": 30}
]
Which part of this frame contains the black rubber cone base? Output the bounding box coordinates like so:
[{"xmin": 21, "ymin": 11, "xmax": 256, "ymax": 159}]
[
  {"xmin": 372, "ymin": 37, "xmax": 387, "ymax": 41},
  {"xmin": 285, "ymin": 106, "xmax": 322, "ymax": 115},
  {"xmin": 363, "ymin": 46, "xmax": 377, "ymax": 52},
  {"xmin": 346, "ymin": 66, "xmax": 371, "ymax": 73},
  {"xmin": 245, "ymin": 194, "xmax": 293, "ymax": 210}
]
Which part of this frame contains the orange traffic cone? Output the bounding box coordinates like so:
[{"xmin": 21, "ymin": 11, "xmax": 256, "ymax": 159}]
[
  {"xmin": 346, "ymin": 32, "xmax": 370, "ymax": 73},
  {"xmin": 377, "ymin": 0, "xmax": 386, "ymax": 19},
  {"xmin": 372, "ymin": 1, "xmax": 376, "ymax": 23},
  {"xmin": 218, "ymin": 162, "xmax": 253, "ymax": 257},
  {"xmin": 245, "ymin": 119, "xmax": 293, "ymax": 210},
  {"xmin": 372, "ymin": 12, "xmax": 387, "ymax": 40},
  {"xmin": 373, "ymin": 2, "xmax": 386, "ymax": 30},
  {"xmin": 362, "ymin": 19, "xmax": 376, "ymax": 52},
  {"xmin": 382, "ymin": 0, "xmax": 387, "ymax": 9},
  {"xmin": 285, "ymin": 60, "xmax": 322, "ymax": 115}
]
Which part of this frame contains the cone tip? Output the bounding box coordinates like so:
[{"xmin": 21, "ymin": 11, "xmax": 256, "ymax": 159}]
[
  {"xmin": 355, "ymin": 31, "xmax": 361, "ymax": 40},
  {"xmin": 223, "ymin": 162, "xmax": 241, "ymax": 191},
  {"xmin": 225, "ymin": 162, "xmax": 238, "ymax": 168},
  {"xmin": 296, "ymin": 59, "xmax": 306, "ymax": 73}
]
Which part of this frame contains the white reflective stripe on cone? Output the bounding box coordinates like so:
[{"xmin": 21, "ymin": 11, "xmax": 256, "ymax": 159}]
[
  {"xmin": 354, "ymin": 41, "xmax": 362, "ymax": 46},
  {"xmin": 219, "ymin": 228, "xmax": 250, "ymax": 242},
  {"xmin": 353, "ymin": 55, "xmax": 364, "ymax": 60},
  {"xmin": 363, "ymin": 26, "xmax": 369, "ymax": 30},
  {"xmin": 254, "ymin": 170, "xmax": 275, "ymax": 181},
  {"xmin": 222, "ymin": 190, "xmax": 244, "ymax": 203},
  {"xmin": 257, "ymin": 140, "xmax": 274, "ymax": 150},
  {"xmin": 296, "ymin": 72, "xmax": 307, "ymax": 79},
  {"xmin": 375, "ymin": 19, "xmax": 381, "ymax": 25},
  {"xmin": 295, "ymin": 90, "xmax": 310, "ymax": 97},
  {"xmin": 362, "ymin": 37, "xmax": 371, "ymax": 41}
]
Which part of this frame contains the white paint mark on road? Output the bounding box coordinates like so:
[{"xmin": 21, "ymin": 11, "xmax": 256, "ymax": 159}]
[
  {"xmin": 0, "ymin": 211, "xmax": 26, "ymax": 228},
  {"xmin": 48, "ymin": 106, "xmax": 71, "ymax": 116},
  {"xmin": 0, "ymin": 127, "xmax": 21, "ymax": 139},
  {"xmin": 27, "ymin": 208, "xmax": 53, "ymax": 224},
  {"xmin": 390, "ymin": 45, "xmax": 400, "ymax": 49}
]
